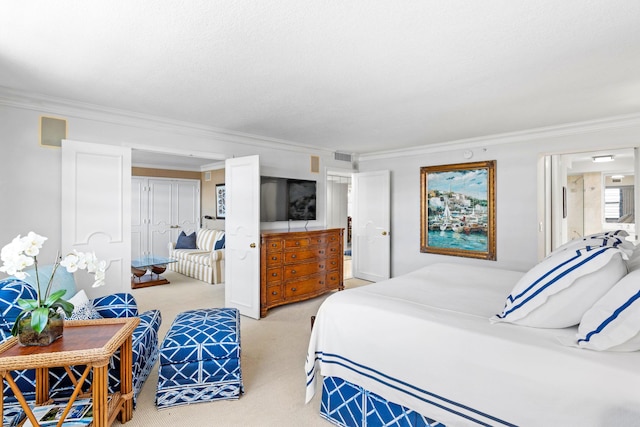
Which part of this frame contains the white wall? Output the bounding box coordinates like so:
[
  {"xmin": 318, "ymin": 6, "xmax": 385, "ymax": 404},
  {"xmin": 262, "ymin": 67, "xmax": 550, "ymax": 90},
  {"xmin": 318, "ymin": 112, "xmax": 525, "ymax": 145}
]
[
  {"xmin": 0, "ymin": 101, "xmax": 353, "ymax": 274},
  {"xmin": 358, "ymin": 118, "xmax": 640, "ymax": 276}
]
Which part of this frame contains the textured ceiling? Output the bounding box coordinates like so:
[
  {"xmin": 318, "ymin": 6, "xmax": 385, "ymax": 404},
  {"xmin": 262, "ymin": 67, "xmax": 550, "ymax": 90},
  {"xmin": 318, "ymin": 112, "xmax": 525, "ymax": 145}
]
[{"xmin": 1, "ymin": 1, "xmax": 640, "ymax": 156}]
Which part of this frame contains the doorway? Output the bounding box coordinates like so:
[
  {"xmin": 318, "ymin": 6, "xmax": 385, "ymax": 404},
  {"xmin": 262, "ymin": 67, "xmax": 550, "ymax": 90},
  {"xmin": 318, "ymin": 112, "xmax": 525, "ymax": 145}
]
[
  {"xmin": 545, "ymin": 147, "xmax": 637, "ymax": 254},
  {"xmin": 326, "ymin": 172, "xmax": 353, "ymax": 279}
]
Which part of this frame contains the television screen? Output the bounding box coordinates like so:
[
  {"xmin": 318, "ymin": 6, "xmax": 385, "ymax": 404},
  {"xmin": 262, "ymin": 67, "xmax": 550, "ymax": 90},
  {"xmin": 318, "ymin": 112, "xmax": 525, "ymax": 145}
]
[
  {"xmin": 288, "ymin": 179, "xmax": 316, "ymax": 220},
  {"xmin": 260, "ymin": 176, "xmax": 316, "ymax": 222}
]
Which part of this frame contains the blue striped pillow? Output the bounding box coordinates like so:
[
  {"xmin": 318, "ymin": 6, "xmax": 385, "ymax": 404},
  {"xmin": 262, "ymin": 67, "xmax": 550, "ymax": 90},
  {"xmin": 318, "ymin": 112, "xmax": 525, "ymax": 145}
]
[
  {"xmin": 576, "ymin": 269, "xmax": 640, "ymax": 351},
  {"xmin": 547, "ymin": 232, "xmax": 634, "ymax": 259},
  {"xmin": 492, "ymin": 246, "xmax": 628, "ymax": 328}
]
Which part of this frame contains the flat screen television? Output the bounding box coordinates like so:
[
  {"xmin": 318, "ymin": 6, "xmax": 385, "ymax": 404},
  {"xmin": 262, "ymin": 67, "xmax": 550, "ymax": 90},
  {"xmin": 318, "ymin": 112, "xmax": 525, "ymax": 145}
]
[{"xmin": 260, "ymin": 176, "xmax": 317, "ymax": 222}]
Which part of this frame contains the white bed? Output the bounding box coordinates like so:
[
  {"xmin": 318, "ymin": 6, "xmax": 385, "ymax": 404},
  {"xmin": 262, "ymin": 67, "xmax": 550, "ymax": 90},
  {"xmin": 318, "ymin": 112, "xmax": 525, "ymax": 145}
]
[{"xmin": 305, "ymin": 262, "xmax": 640, "ymax": 427}]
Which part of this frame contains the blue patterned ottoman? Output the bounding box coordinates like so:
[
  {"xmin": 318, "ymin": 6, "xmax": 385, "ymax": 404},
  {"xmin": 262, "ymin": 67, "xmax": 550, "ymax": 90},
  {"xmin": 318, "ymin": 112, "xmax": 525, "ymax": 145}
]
[{"xmin": 155, "ymin": 308, "xmax": 243, "ymax": 408}]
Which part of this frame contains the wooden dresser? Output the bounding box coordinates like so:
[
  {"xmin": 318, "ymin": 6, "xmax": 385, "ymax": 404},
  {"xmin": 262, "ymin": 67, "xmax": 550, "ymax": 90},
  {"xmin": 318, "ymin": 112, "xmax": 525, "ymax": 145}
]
[{"xmin": 260, "ymin": 228, "xmax": 344, "ymax": 317}]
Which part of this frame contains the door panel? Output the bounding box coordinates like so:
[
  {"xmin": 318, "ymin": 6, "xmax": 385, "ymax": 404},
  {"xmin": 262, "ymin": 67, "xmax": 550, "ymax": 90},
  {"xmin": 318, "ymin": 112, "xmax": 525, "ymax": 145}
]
[
  {"xmin": 149, "ymin": 179, "xmax": 174, "ymax": 257},
  {"xmin": 225, "ymin": 155, "xmax": 260, "ymax": 319},
  {"xmin": 61, "ymin": 140, "xmax": 131, "ymax": 298},
  {"xmin": 175, "ymin": 181, "xmax": 199, "ymax": 233},
  {"xmin": 352, "ymin": 170, "xmax": 390, "ymax": 281},
  {"xmin": 131, "ymin": 177, "xmax": 146, "ymax": 260}
]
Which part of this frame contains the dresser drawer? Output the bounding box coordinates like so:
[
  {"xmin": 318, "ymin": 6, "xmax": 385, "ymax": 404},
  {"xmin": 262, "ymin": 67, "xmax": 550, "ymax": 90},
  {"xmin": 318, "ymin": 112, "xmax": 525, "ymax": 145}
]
[
  {"xmin": 265, "ymin": 267, "xmax": 282, "ymax": 284},
  {"xmin": 326, "ymin": 271, "xmax": 341, "ymax": 287},
  {"xmin": 265, "ymin": 284, "xmax": 284, "ymax": 304},
  {"xmin": 326, "ymin": 257, "xmax": 340, "ymax": 271},
  {"xmin": 284, "ymin": 276, "xmax": 326, "ymax": 298},
  {"xmin": 283, "ymin": 261, "xmax": 326, "ymax": 280},
  {"xmin": 265, "ymin": 252, "xmax": 283, "ymax": 266},
  {"xmin": 265, "ymin": 238, "xmax": 283, "ymax": 252},
  {"xmin": 284, "ymin": 237, "xmax": 311, "ymax": 248},
  {"xmin": 327, "ymin": 242, "xmax": 341, "ymax": 257},
  {"xmin": 284, "ymin": 248, "xmax": 329, "ymax": 263}
]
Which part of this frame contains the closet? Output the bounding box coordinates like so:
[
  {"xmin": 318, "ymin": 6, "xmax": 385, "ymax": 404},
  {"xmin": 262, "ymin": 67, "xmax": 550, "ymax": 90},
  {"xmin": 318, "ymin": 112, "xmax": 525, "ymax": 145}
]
[{"xmin": 132, "ymin": 177, "xmax": 200, "ymax": 259}]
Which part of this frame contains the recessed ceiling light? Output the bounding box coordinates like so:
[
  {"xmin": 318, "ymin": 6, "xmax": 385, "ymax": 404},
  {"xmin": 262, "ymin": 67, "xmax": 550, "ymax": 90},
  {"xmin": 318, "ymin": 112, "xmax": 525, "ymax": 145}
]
[{"xmin": 592, "ymin": 155, "xmax": 615, "ymax": 163}]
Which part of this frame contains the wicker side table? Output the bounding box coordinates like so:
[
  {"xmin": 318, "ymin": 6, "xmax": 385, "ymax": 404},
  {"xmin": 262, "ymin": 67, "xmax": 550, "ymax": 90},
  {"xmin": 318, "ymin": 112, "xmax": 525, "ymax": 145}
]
[{"xmin": 0, "ymin": 317, "xmax": 139, "ymax": 427}]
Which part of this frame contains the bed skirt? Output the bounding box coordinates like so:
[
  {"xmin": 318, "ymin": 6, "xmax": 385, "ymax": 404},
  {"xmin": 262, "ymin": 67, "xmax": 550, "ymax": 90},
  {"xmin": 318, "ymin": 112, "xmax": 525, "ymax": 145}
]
[{"xmin": 321, "ymin": 376, "xmax": 445, "ymax": 427}]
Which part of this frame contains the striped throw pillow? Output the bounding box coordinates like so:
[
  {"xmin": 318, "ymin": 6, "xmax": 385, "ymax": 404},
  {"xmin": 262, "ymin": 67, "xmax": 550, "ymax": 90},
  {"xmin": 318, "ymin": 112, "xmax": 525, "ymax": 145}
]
[{"xmin": 492, "ymin": 246, "xmax": 628, "ymax": 328}]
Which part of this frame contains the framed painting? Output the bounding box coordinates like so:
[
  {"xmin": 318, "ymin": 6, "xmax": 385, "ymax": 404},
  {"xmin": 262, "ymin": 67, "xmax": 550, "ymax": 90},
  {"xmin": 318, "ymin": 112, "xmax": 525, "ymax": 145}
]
[
  {"xmin": 420, "ymin": 160, "xmax": 496, "ymax": 260},
  {"xmin": 216, "ymin": 183, "xmax": 226, "ymax": 219}
]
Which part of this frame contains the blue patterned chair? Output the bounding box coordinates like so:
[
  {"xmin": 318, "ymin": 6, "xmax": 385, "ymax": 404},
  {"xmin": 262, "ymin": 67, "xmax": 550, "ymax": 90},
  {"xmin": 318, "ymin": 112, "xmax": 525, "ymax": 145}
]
[{"xmin": 0, "ymin": 276, "xmax": 162, "ymax": 425}]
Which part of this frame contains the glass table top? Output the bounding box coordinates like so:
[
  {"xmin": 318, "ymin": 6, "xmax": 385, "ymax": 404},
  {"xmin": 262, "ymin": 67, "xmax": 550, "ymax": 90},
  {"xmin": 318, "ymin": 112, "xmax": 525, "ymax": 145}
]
[{"xmin": 131, "ymin": 255, "xmax": 177, "ymax": 269}]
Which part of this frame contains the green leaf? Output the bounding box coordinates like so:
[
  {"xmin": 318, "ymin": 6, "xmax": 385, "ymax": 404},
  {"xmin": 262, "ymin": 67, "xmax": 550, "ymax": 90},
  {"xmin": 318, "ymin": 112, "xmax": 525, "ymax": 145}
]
[
  {"xmin": 11, "ymin": 311, "xmax": 28, "ymax": 336},
  {"xmin": 44, "ymin": 289, "xmax": 67, "ymax": 306},
  {"xmin": 51, "ymin": 300, "xmax": 74, "ymax": 317},
  {"xmin": 17, "ymin": 299, "xmax": 39, "ymax": 310},
  {"xmin": 31, "ymin": 307, "xmax": 50, "ymax": 334}
]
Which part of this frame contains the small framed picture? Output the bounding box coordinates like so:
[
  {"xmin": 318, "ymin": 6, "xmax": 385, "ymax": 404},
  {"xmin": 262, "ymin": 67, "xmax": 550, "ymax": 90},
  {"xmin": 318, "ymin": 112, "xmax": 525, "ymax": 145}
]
[{"xmin": 216, "ymin": 184, "xmax": 226, "ymax": 219}]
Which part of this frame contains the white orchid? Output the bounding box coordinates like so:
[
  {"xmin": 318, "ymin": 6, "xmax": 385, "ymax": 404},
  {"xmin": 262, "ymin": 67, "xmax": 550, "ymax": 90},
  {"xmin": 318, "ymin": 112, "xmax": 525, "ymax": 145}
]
[
  {"xmin": 59, "ymin": 250, "xmax": 106, "ymax": 287},
  {"xmin": 0, "ymin": 232, "xmax": 108, "ymax": 334}
]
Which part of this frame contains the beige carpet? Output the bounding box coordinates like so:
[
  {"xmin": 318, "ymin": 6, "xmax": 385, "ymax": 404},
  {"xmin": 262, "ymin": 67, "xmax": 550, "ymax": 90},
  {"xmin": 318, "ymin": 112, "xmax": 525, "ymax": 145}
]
[{"xmin": 114, "ymin": 271, "xmax": 371, "ymax": 427}]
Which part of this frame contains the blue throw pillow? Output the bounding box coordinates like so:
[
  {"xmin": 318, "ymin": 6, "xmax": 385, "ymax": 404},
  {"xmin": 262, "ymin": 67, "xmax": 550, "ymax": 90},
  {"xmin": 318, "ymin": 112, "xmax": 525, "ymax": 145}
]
[
  {"xmin": 175, "ymin": 231, "xmax": 197, "ymax": 249},
  {"xmin": 214, "ymin": 234, "xmax": 225, "ymax": 250}
]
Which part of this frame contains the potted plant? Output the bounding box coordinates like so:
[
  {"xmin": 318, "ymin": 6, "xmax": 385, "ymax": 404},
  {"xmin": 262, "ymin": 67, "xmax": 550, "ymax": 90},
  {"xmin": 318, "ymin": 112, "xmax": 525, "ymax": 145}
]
[{"xmin": 0, "ymin": 232, "xmax": 106, "ymax": 346}]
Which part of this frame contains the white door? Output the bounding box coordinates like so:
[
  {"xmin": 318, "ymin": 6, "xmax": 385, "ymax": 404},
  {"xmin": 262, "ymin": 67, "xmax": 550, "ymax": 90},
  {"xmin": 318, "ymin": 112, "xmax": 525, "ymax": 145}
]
[
  {"xmin": 225, "ymin": 155, "xmax": 261, "ymax": 319},
  {"xmin": 136, "ymin": 178, "xmax": 200, "ymax": 258},
  {"xmin": 131, "ymin": 177, "xmax": 147, "ymax": 260},
  {"xmin": 352, "ymin": 170, "xmax": 391, "ymax": 281},
  {"xmin": 61, "ymin": 140, "xmax": 131, "ymax": 298}
]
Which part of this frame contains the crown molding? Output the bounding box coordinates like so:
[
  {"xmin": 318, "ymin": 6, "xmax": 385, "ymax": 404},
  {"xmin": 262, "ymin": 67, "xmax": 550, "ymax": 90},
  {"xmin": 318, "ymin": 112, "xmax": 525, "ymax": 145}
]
[
  {"xmin": 359, "ymin": 112, "xmax": 640, "ymax": 162},
  {"xmin": 0, "ymin": 86, "xmax": 332, "ymax": 156}
]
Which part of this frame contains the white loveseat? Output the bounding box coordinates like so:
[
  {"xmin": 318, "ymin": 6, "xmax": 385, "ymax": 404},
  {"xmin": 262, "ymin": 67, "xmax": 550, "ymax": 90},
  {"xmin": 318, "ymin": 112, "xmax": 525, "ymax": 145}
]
[{"xmin": 168, "ymin": 228, "xmax": 225, "ymax": 284}]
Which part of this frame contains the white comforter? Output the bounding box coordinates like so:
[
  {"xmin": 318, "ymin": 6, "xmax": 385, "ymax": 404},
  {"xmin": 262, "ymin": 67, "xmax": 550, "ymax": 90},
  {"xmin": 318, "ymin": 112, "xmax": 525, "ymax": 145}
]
[{"xmin": 305, "ymin": 263, "xmax": 640, "ymax": 427}]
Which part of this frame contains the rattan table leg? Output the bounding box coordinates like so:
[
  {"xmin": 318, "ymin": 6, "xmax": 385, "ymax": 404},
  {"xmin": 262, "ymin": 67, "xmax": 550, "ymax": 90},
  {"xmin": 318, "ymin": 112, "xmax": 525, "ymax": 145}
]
[
  {"xmin": 120, "ymin": 335, "xmax": 134, "ymax": 422},
  {"xmin": 92, "ymin": 360, "xmax": 109, "ymax": 427},
  {"xmin": 35, "ymin": 367, "xmax": 50, "ymax": 405}
]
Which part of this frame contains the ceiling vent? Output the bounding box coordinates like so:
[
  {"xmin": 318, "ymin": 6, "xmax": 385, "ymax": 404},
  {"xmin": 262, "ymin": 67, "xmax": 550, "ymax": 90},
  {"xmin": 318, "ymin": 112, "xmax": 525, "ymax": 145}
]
[{"xmin": 334, "ymin": 152, "xmax": 352, "ymax": 162}]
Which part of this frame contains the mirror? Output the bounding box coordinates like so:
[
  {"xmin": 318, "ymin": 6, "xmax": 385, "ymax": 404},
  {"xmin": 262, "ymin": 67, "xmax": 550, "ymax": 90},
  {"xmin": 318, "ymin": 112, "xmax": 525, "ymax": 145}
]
[
  {"xmin": 557, "ymin": 147, "xmax": 635, "ymax": 246},
  {"xmin": 604, "ymin": 173, "xmax": 634, "ymax": 224}
]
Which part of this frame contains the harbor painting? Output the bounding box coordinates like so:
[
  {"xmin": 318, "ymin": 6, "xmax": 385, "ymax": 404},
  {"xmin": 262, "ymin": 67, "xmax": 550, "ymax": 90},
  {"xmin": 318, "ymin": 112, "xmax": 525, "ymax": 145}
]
[{"xmin": 420, "ymin": 160, "xmax": 496, "ymax": 260}]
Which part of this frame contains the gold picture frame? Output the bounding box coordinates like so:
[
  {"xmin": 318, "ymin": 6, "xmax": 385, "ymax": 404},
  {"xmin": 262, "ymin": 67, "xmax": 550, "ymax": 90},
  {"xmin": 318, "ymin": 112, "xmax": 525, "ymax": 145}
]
[{"xmin": 420, "ymin": 160, "xmax": 496, "ymax": 260}]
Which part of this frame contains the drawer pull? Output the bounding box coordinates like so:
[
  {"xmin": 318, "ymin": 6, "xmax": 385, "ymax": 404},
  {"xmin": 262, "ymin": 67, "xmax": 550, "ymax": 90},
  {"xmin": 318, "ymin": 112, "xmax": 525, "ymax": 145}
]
[
  {"xmin": 272, "ymin": 272, "xmax": 278, "ymax": 277},
  {"xmin": 272, "ymin": 256, "xmax": 278, "ymax": 260},
  {"xmin": 291, "ymin": 254, "xmax": 297, "ymax": 259},
  {"xmin": 296, "ymin": 241, "xmax": 300, "ymax": 246},
  {"xmin": 272, "ymin": 291, "xmax": 278, "ymax": 295},
  {"xmin": 319, "ymin": 281, "xmax": 324, "ymax": 285},
  {"xmin": 291, "ymin": 270, "xmax": 296, "ymax": 274},
  {"xmin": 272, "ymin": 243, "xmax": 278, "ymax": 247},
  {"xmin": 331, "ymin": 261, "xmax": 336, "ymax": 266},
  {"xmin": 291, "ymin": 287, "xmax": 297, "ymax": 291},
  {"xmin": 319, "ymin": 264, "xmax": 324, "ymax": 268},
  {"xmin": 319, "ymin": 250, "xmax": 324, "ymax": 254}
]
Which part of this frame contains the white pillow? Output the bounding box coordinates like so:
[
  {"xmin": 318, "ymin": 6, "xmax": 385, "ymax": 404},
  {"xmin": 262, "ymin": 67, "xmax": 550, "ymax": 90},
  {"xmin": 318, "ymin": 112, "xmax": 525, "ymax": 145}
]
[
  {"xmin": 576, "ymin": 269, "xmax": 640, "ymax": 351},
  {"xmin": 492, "ymin": 246, "xmax": 628, "ymax": 328},
  {"xmin": 66, "ymin": 290, "xmax": 103, "ymax": 320},
  {"xmin": 625, "ymin": 244, "xmax": 640, "ymax": 272}
]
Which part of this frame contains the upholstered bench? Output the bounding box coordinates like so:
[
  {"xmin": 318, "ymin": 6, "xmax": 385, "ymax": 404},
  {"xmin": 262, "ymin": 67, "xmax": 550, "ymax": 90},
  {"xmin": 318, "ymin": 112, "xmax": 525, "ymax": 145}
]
[{"xmin": 156, "ymin": 308, "xmax": 243, "ymax": 409}]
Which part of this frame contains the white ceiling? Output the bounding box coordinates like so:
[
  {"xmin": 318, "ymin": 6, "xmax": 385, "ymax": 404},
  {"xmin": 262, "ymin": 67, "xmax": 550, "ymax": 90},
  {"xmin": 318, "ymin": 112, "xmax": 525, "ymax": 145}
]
[{"xmin": 2, "ymin": 1, "xmax": 640, "ymax": 158}]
